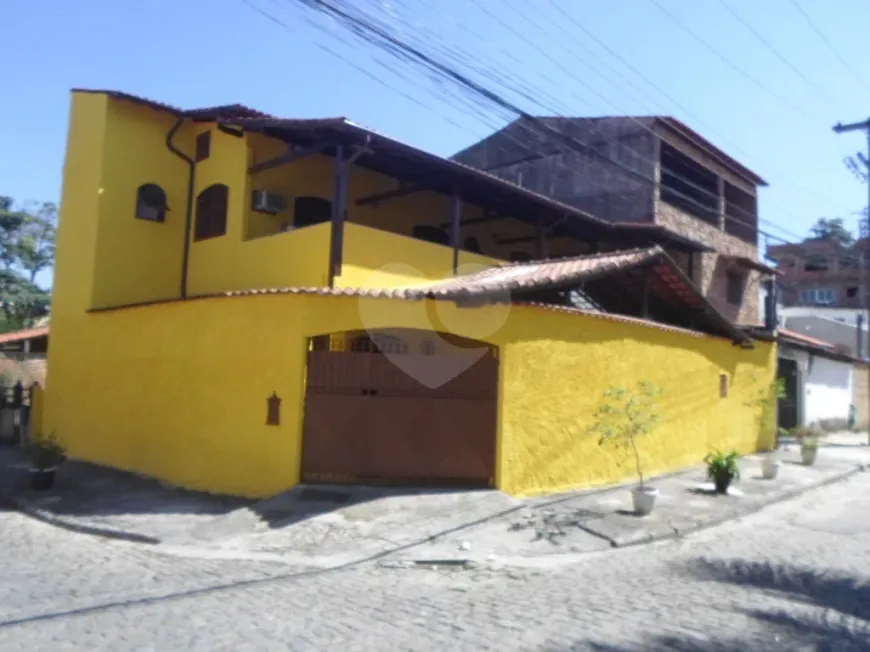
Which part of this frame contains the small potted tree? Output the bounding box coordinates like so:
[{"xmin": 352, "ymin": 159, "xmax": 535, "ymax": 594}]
[
  {"xmin": 796, "ymin": 426, "xmax": 821, "ymax": 466},
  {"xmin": 704, "ymin": 449, "xmax": 740, "ymax": 494},
  {"xmin": 26, "ymin": 431, "xmax": 66, "ymax": 491},
  {"xmin": 761, "ymin": 454, "xmax": 782, "ymax": 480},
  {"xmin": 592, "ymin": 381, "xmax": 664, "ymax": 516}
]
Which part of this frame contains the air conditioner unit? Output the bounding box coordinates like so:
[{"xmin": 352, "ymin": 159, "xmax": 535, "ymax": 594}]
[{"xmin": 252, "ymin": 190, "xmax": 286, "ymax": 214}]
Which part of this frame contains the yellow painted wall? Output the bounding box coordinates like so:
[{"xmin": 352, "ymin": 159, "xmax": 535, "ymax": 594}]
[
  {"xmin": 91, "ymin": 99, "xmax": 192, "ymax": 309},
  {"xmin": 48, "ymin": 92, "xmax": 773, "ymax": 499},
  {"xmin": 43, "ymin": 290, "xmax": 774, "ymax": 498},
  {"xmin": 56, "ymin": 93, "xmax": 592, "ymax": 321}
]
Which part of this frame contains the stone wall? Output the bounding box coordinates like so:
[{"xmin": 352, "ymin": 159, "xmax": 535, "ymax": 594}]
[{"xmin": 658, "ymin": 202, "xmax": 761, "ymax": 325}]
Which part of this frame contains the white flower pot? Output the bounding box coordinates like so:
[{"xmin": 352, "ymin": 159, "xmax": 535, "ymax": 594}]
[
  {"xmin": 761, "ymin": 458, "xmax": 781, "ymax": 480},
  {"xmin": 631, "ymin": 486, "xmax": 658, "ymax": 516}
]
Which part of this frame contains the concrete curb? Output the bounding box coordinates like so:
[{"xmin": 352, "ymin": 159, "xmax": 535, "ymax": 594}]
[
  {"xmin": 608, "ymin": 463, "xmax": 867, "ymax": 550},
  {"xmin": 0, "ymin": 463, "xmax": 865, "ymax": 557},
  {"xmin": 0, "ymin": 489, "xmax": 161, "ymax": 545}
]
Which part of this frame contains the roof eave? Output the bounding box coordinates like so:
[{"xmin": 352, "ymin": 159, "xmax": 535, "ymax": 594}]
[{"xmin": 654, "ymin": 117, "xmax": 768, "ymax": 187}]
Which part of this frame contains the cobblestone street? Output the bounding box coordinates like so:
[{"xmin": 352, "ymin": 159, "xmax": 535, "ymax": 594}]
[{"xmin": 2, "ymin": 472, "xmax": 870, "ymax": 651}]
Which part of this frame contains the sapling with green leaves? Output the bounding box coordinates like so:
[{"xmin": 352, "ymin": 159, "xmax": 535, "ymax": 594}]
[{"xmin": 591, "ymin": 381, "xmax": 664, "ymax": 490}]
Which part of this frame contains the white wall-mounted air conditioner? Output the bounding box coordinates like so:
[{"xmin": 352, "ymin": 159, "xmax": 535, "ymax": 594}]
[{"xmin": 252, "ymin": 190, "xmax": 287, "ymax": 214}]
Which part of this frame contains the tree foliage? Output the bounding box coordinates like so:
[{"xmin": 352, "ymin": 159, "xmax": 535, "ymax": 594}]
[
  {"xmin": 0, "ymin": 196, "xmax": 55, "ymax": 332},
  {"xmin": 808, "ymin": 217, "xmax": 855, "ymax": 246}
]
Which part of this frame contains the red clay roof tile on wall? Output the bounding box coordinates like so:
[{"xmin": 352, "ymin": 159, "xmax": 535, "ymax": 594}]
[{"xmin": 0, "ymin": 326, "xmax": 49, "ymax": 345}]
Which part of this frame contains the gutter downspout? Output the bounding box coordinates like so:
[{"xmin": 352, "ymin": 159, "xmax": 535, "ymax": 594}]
[{"xmin": 165, "ymin": 117, "xmax": 195, "ymax": 299}]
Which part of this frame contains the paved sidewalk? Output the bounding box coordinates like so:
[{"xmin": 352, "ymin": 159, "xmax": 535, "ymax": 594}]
[{"xmin": 1, "ymin": 433, "xmax": 867, "ymax": 567}]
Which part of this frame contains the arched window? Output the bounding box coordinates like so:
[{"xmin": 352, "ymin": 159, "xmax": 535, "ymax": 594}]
[
  {"xmin": 412, "ymin": 225, "xmax": 449, "ymax": 245},
  {"xmin": 464, "ymin": 236, "xmax": 481, "ymax": 253},
  {"xmin": 510, "ymin": 251, "xmax": 533, "ymax": 262},
  {"xmin": 294, "ymin": 197, "xmax": 332, "ymax": 228},
  {"xmin": 135, "ymin": 183, "xmax": 168, "ymax": 222},
  {"xmin": 194, "ymin": 184, "xmax": 229, "ymax": 241}
]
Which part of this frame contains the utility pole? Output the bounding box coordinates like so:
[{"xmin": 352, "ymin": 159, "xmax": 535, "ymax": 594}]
[{"xmin": 833, "ymin": 118, "xmax": 870, "ymax": 433}]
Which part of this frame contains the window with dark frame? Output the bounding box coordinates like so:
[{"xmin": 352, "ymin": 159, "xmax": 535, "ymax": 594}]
[
  {"xmin": 293, "ymin": 197, "xmax": 332, "ymax": 228},
  {"xmin": 194, "ymin": 184, "xmax": 229, "ymax": 241},
  {"xmin": 195, "ymin": 131, "xmax": 211, "ymax": 162},
  {"xmin": 804, "ymin": 256, "xmax": 829, "ymax": 272},
  {"xmin": 135, "ymin": 184, "xmax": 168, "ymax": 222},
  {"xmin": 726, "ymin": 270, "xmax": 745, "ymax": 306},
  {"xmin": 846, "ymin": 286, "xmax": 859, "ymax": 298},
  {"xmin": 412, "ymin": 224, "xmax": 450, "ymax": 246},
  {"xmin": 464, "ymin": 236, "xmax": 482, "ymax": 253}
]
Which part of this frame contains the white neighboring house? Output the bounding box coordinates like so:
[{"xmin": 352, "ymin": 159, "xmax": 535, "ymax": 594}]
[
  {"xmin": 779, "ymin": 306, "xmax": 869, "ymax": 359},
  {"xmin": 777, "ymin": 328, "xmax": 856, "ymax": 430}
]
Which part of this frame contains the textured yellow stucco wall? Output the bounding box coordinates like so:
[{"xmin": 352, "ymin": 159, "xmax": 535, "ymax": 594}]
[
  {"xmin": 46, "ymin": 91, "xmax": 775, "ymax": 499},
  {"xmin": 44, "ymin": 292, "xmax": 774, "ymax": 499}
]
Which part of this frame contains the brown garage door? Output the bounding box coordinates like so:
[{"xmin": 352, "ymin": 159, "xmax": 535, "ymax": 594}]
[{"xmin": 301, "ymin": 347, "xmax": 498, "ymax": 487}]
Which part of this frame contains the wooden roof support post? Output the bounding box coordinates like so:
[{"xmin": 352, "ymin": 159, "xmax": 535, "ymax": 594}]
[
  {"xmin": 641, "ymin": 274, "xmax": 651, "ymax": 319},
  {"xmin": 451, "ymin": 195, "xmax": 462, "ymax": 274},
  {"xmin": 536, "ymin": 224, "xmax": 548, "ymax": 259},
  {"xmin": 329, "ymin": 145, "xmax": 348, "ymax": 287}
]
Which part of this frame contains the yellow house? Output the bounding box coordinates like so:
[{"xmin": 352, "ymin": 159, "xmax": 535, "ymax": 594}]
[{"xmin": 44, "ymin": 89, "xmax": 776, "ymax": 498}]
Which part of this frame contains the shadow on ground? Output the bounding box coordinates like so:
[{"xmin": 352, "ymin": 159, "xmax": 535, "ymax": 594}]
[
  {"xmin": 572, "ymin": 558, "xmax": 870, "ymax": 651},
  {"xmin": 0, "ymin": 444, "xmax": 510, "ymax": 545}
]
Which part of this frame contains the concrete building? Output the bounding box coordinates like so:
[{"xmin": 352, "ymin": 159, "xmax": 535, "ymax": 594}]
[
  {"xmin": 777, "ymin": 329, "xmax": 857, "ymax": 430},
  {"xmin": 767, "ymin": 237, "xmax": 870, "ymax": 310},
  {"xmin": 779, "ymin": 307, "xmax": 868, "ymax": 359},
  {"xmin": 452, "ymin": 116, "xmax": 775, "ymax": 325}
]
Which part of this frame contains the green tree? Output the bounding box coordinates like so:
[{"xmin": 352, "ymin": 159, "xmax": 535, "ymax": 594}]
[
  {"xmin": 590, "ymin": 381, "xmax": 664, "ymax": 489},
  {"xmin": 0, "ymin": 196, "xmax": 54, "ymax": 332},
  {"xmin": 808, "ymin": 217, "xmax": 855, "ymax": 246}
]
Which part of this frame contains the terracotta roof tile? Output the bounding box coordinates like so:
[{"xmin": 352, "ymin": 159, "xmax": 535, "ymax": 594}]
[
  {"xmin": 778, "ymin": 328, "xmax": 835, "ymax": 349},
  {"xmin": 0, "ymin": 326, "xmax": 49, "ymax": 345},
  {"xmin": 416, "ymin": 248, "xmax": 659, "ymax": 298}
]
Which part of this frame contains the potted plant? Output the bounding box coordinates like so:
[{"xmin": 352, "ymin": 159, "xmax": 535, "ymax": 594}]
[
  {"xmin": 796, "ymin": 426, "xmax": 821, "ymax": 466},
  {"xmin": 704, "ymin": 449, "xmax": 740, "ymax": 494},
  {"xmin": 591, "ymin": 381, "xmax": 664, "ymax": 516},
  {"xmin": 26, "ymin": 431, "xmax": 66, "ymax": 491},
  {"xmin": 761, "ymin": 455, "xmax": 781, "ymax": 480}
]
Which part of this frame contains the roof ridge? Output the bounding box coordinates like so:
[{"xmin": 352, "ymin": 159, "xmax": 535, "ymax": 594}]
[{"xmin": 494, "ymin": 245, "xmax": 663, "ymax": 269}]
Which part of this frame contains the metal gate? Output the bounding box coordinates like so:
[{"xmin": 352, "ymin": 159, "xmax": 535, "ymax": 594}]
[
  {"xmin": 777, "ymin": 357, "xmax": 800, "ymax": 430},
  {"xmin": 301, "ymin": 346, "xmax": 498, "ymax": 487}
]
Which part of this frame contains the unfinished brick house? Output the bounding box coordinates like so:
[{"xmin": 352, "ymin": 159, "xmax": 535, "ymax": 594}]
[
  {"xmin": 452, "ymin": 116, "xmax": 776, "ymax": 324},
  {"xmin": 767, "ymin": 236, "xmax": 870, "ymax": 310}
]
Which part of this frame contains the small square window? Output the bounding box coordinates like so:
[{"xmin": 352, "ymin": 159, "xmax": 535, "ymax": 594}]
[
  {"xmin": 196, "ymin": 131, "xmax": 211, "ymax": 162},
  {"xmin": 726, "ymin": 271, "xmax": 745, "ymax": 306},
  {"xmin": 846, "ymin": 287, "xmax": 858, "ymax": 298}
]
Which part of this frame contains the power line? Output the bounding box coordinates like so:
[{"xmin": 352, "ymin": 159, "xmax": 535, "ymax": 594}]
[
  {"xmin": 248, "ymin": 0, "xmax": 866, "ymax": 270},
  {"xmin": 715, "ymin": 0, "xmax": 841, "ymax": 105},
  {"xmin": 645, "ymin": 0, "xmax": 827, "ymax": 123},
  {"xmin": 534, "ymin": 0, "xmax": 852, "ymax": 213},
  {"xmin": 787, "ymin": 0, "xmax": 870, "ymax": 97}
]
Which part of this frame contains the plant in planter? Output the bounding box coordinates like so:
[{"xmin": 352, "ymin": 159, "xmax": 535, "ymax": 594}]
[
  {"xmin": 704, "ymin": 449, "xmax": 740, "ymax": 494},
  {"xmin": 761, "ymin": 455, "xmax": 782, "ymax": 480},
  {"xmin": 25, "ymin": 431, "xmax": 66, "ymax": 491},
  {"xmin": 794, "ymin": 426, "xmax": 822, "ymax": 466},
  {"xmin": 591, "ymin": 381, "xmax": 664, "ymax": 516}
]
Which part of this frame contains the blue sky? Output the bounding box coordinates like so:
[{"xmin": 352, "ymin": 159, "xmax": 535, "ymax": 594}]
[{"xmin": 5, "ymin": 0, "xmax": 870, "ymax": 281}]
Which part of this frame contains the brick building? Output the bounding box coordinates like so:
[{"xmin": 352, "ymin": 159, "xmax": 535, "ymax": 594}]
[
  {"xmin": 766, "ymin": 237, "xmax": 870, "ymax": 310},
  {"xmin": 453, "ymin": 116, "xmax": 776, "ymax": 324}
]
